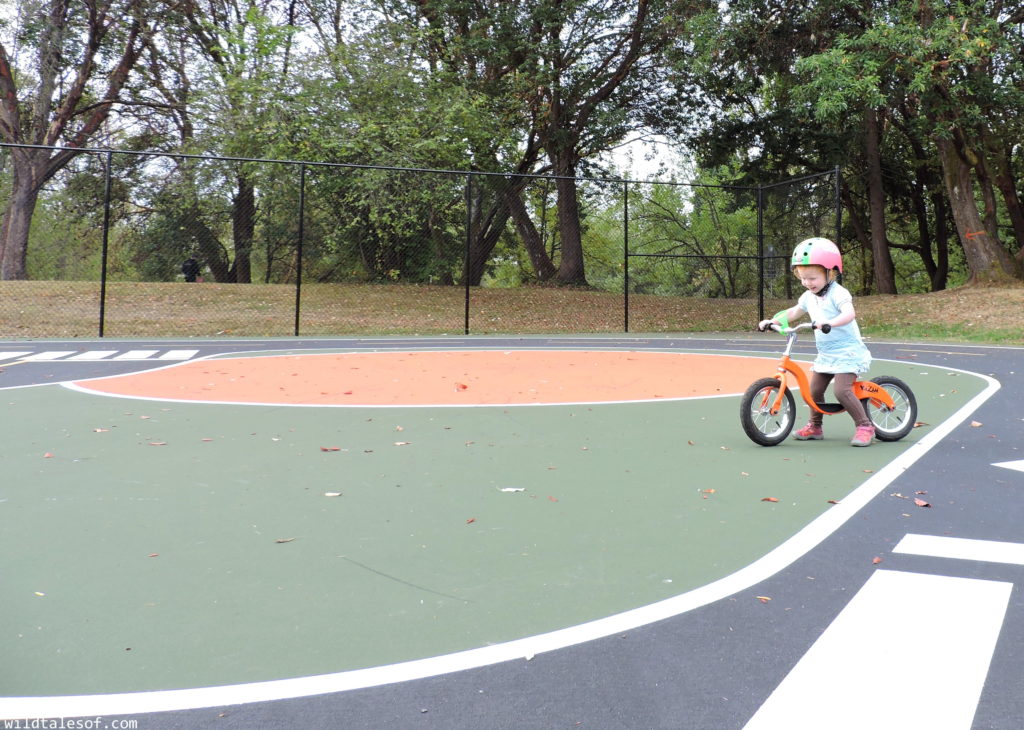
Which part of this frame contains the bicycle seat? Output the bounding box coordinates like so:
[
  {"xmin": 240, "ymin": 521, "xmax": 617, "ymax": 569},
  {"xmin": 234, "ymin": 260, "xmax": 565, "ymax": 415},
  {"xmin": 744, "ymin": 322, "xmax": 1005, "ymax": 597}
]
[{"xmin": 815, "ymin": 401, "xmax": 845, "ymax": 414}]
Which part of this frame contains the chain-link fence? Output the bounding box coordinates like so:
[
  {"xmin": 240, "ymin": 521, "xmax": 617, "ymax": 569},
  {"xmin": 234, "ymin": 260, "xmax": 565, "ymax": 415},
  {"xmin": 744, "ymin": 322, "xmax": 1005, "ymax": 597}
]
[{"xmin": 0, "ymin": 143, "xmax": 838, "ymax": 338}]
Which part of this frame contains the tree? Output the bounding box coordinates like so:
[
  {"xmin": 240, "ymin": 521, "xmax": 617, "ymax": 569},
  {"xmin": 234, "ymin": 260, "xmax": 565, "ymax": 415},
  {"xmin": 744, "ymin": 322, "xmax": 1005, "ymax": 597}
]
[
  {"xmin": 797, "ymin": 0, "xmax": 1023, "ymax": 285},
  {"xmin": 0, "ymin": 0, "xmax": 159, "ymax": 279}
]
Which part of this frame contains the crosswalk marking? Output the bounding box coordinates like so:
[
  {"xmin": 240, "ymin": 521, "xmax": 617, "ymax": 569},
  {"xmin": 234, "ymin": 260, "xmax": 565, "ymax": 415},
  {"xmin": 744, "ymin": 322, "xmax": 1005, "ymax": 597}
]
[
  {"xmin": 744, "ymin": 570, "xmax": 1011, "ymax": 730},
  {"xmin": 67, "ymin": 350, "xmax": 119, "ymax": 361},
  {"xmin": 159, "ymin": 349, "xmax": 200, "ymax": 360},
  {"xmin": 894, "ymin": 533, "xmax": 1024, "ymax": 566},
  {"xmin": 23, "ymin": 351, "xmax": 77, "ymax": 361},
  {"xmin": 114, "ymin": 350, "xmax": 159, "ymax": 360},
  {"xmin": 0, "ymin": 349, "xmax": 199, "ymax": 362},
  {"xmin": 0, "ymin": 351, "xmax": 32, "ymax": 362}
]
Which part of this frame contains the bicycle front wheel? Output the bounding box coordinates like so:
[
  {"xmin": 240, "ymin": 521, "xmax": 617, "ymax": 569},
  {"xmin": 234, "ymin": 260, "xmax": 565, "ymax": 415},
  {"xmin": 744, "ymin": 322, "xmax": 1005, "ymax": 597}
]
[
  {"xmin": 740, "ymin": 377, "xmax": 796, "ymax": 446},
  {"xmin": 862, "ymin": 376, "xmax": 917, "ymax": 441}
]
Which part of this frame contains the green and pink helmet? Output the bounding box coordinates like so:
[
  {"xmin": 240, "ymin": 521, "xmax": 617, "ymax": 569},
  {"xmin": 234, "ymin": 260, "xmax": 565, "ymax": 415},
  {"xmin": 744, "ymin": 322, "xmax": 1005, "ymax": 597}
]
[{"xmin": 790, "ymin": 237, "xmax": 842, "ymax": 274}]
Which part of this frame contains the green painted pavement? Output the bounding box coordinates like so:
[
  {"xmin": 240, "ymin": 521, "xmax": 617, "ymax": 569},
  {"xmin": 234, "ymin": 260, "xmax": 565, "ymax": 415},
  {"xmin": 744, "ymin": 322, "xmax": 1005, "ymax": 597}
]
[{"xmin": 0, "ymin": 352, "xmax": 984, "ymax": 695}]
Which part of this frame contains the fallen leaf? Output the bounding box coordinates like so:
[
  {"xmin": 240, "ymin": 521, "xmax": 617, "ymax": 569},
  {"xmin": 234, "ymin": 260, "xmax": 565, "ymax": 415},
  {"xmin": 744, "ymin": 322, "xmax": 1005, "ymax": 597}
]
[
  {"xmin": 455, "ymin": 382, "xmax": 469, "ymax": 391},
  {"xmin": 970, "ymin": 421, "xmax": 983, "ymax": 428},
  {"xmin": 274, "ymin": 538, "xmax": 296, "ymax": 543},
  {"xmin": 915, "ymin": 490, "xmax": 928, "ymax": 495},
  {"xmin": 394, "ymin": 441, "xmax": 412, "ymax": 446},
  {"xmin": 687, "ymin": 440, "xmax": 695, "ymax": 445},
  {"xmin": 761, "ymin": 497, "xmax": 779, "ymax": 503},
  {"xmin": 43, "ymin": 452, "xmax": 54, "ymax": 459},
  {"xmin": 201, "ymin": 438, "xmax": 214, "ymax": 442},
  {"xmin": 755, "ymin": 596, "xmax": 772, "ymax": 603},
  {"xmin": 702, "ymin": 488, "xmax": 716, "ymax": 494},
  {"xmin": 548, "ymin": 495, "xmax": 558, "ymax": 502},
  {"xmin": 914, "ymin": 421, "xmax": 928, "ymax": 428},
  {"xmin": 466, "ymin": 518, "xmax": 476, "ymax": 524},
  {"xmin": 872, "ymin": 557, "xmax": 883, "ymax": 564},
  {"xmin": 740, "ymin": 472, "xmax": 749, "ymax": 477},
  {"xmin": 93, "ymin": 428, "xmax": 109, "ymax": 433},
  {"xmin": 914, "ymin": 498, "xmax": 931, "ymax": 508},
  {"xmin": 862, "ymin": 469, "xmax": 874, "ymax": 473},
  {"xmin": 320, "ymin": 446, "xmax": 341, "ymax": 452},
  {"xmin": 499, "ymin": 487, "xmax": 525, "ymax": 493},
  {"xmin": 827, "ymin": 499, "xmax": 840, "ymax": 504},
  {"xmin": 395, "ymin": 426, "xmax": 404, "ymax": 432},
  {"xmin": 148, "ymin": 553, "xmax": 160, "ymax": 558},
  {"xmin": 324, "ymin": 492, "xmax": 343, "ymax": 497},
  {"xmin": 149, "ymin": 441, "xmax": 167, "ymax": 446}
]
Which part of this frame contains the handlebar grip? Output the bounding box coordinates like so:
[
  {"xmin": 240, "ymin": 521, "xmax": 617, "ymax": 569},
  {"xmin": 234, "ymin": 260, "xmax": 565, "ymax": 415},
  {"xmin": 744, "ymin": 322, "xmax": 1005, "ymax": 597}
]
[{"xmin": 818, "ymin": 323, "xmax": 832, "ymax": 334}]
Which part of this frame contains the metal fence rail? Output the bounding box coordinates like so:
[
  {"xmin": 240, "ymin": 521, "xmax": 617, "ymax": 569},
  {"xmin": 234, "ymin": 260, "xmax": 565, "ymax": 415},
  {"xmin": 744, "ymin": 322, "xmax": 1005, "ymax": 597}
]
[{"xmin": 0, "ymin": 143, "xmax": 839, "ymax": 338}]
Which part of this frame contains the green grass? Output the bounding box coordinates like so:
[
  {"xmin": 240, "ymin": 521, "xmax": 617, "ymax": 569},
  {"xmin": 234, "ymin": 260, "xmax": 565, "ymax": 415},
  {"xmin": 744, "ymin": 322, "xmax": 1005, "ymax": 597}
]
[{"xmin": 1, "ymin": 279, "xmax": 1022, "ymax": 344}]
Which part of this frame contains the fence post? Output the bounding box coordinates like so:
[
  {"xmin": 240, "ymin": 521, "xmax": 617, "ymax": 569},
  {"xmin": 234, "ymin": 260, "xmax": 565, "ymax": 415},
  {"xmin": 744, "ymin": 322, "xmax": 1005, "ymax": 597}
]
[
  {"xmin": 757, "ymin": 183, "xmax": 765, "ymax": 322},
  {"xmin": 834, "ymin": 165, "xmax": 842, "ymax": 246},
  {"xmin": 99, "ymin": 150, "xmax": 113, "ymax": 337},
  {"xmin": 294, "ymin": 163, "xmax": 306, "ymax": 336},
  {"xmin": 623, "ymin": 179, "xmax": 630, "ymax": 333},
  {"xmin": 463, "ymin": 173, "xmax": 473, "ymax": 335}
]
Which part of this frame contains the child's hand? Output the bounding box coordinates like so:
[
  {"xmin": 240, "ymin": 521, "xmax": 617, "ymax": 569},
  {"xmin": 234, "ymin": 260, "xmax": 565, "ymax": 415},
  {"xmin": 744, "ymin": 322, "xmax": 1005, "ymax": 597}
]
[{"xmin": 757, "ymin": 319, "xmax": 776, "ymax": 332}]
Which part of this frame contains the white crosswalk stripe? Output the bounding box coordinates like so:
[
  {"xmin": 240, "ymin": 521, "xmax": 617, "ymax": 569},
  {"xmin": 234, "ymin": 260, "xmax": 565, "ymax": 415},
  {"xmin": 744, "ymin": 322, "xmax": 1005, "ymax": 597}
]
[
  {"xmin": 113, "ymin": 349, "xmax": 159, "ymax": 360},
  {"xmin": 66, "ymin": 350, "xmax": 119, "ymax": 360},
  {"xmin": 747, "ymin": 532, "xmax": 1024, "ymax": 730},
  {"xmin": 22, "ymin": 351, "xmax": 77, "ymax": 360},
  {"xmin": 159, "ymin": 349, "xmax": 200, "ymax": 360},
  {"xmin": 0, "ymin": 351, "xmax": 32, "ymax": 362},
  {"xmin": 0, "ymin": 349, "xmax": 199, "ymax": 362}
]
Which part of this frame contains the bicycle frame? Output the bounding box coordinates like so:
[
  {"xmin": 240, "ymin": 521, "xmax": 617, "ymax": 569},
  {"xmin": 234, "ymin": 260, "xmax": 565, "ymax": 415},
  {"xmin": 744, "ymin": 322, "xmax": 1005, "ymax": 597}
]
[{"xmin": 768, "ymin": 329, "xmax": 896, "ymax": 416}]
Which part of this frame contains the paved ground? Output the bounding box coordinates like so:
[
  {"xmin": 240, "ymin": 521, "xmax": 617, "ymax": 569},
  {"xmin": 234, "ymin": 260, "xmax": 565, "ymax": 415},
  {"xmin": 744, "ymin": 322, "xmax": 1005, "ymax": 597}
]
[{"xmin": 1, "ymin": 335, "xmax": 1020, "ymax": 729}]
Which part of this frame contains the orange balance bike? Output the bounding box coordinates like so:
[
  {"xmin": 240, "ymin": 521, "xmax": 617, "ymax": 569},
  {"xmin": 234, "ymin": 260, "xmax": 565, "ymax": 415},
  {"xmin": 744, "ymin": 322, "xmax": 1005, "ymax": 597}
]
[{"xmin": 740, "ymin": 322, "xmax": 918, "ymax": 447}]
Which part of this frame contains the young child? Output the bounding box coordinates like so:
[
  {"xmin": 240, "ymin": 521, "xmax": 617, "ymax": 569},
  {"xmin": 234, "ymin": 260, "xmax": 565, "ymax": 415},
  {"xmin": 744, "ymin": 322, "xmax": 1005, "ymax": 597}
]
[{"xmin": 758, "ymin": 237, "xmax": 875, "ymax": 447}]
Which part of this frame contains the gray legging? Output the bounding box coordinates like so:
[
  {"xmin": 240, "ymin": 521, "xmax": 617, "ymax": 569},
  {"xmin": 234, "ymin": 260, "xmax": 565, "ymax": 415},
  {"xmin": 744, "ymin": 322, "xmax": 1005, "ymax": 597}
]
[{"xmin": 806, "ymin": 372, "xmax": 870, "ymax": 428}]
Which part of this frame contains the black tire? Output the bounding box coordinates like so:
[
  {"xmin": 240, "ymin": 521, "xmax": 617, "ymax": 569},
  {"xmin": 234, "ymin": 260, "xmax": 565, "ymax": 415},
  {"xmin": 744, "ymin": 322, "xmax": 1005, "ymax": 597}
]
[
  {"xmin": 740, "ymin": 377, "xmax": 796, "ymax": 446},
  {"xmin": 861, "ymin": 376, "xmax": 917, "ymax": 442}
]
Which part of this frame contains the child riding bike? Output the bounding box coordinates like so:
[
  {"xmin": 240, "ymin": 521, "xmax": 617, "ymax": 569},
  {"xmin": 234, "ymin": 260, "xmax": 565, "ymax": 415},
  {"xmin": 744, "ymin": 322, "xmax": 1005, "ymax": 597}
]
[{"xmin": 757, "ymin": 238, "xmax": 875, "ymax": 447}]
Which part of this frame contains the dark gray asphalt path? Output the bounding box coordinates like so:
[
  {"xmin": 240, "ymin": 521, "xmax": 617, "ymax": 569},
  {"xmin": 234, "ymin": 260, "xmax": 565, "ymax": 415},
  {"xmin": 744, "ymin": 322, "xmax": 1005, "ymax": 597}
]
[{"xmin": 2, "ymin": 336, "xmax": 1021, "ymax": 730}]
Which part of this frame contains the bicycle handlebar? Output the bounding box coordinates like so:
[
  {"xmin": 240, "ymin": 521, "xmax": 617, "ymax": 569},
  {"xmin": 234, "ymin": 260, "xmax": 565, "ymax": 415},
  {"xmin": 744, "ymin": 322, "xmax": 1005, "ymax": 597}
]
[{"xmin": 760, "ymin": 321, "xmax": 831, "ymax": 335}]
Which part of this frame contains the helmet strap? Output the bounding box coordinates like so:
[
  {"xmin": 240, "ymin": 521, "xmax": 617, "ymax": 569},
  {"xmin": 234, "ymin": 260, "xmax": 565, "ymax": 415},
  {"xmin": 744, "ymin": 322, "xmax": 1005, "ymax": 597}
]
[{"xmin": 815, "ymin": 268, "xmax": 841, "ymax": 297}]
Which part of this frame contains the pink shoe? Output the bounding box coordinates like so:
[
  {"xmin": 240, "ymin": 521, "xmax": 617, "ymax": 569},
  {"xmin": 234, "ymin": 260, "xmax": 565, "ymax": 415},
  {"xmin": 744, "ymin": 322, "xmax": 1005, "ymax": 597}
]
[
  {"xmin": 851, "ymin": 425, "xmax": 875, "ymax": 447},
  {"xmin": 794, "ymin": 423, "xmax": 823, "ymax": 440}
]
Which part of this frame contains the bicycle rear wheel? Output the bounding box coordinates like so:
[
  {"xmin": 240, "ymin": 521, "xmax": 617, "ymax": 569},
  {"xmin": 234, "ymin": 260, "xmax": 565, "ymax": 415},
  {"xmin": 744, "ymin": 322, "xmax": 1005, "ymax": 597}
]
[
  {"xmin": 862, "ymin": 376, "xmax": 917, "ymax": 441},
  {"xmin": 740, "ymin": 377, "xmax": 796, "ymax": 446}
]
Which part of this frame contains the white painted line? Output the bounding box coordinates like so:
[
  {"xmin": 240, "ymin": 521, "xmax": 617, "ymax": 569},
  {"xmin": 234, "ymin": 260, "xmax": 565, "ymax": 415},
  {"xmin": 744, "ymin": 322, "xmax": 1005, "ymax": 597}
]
[
  {"xmin": 894, "ymin": 533, "xmax": 1024, "ymax": 566},
  {"xmin": 744, "ymin": 570, "xmax": 1011, "ymax": 730},
  {"xmin": 158, "ymin": 349, "xmax": 199, "ymax": 360},
  {"xmin": 0, "ymin": 352, "xmax": 32, "ymax": 362},
  {"xmin": 113, "ymin": 350, "xmax": 159, "ymax": 360},
  {"xmin": 993, "ymin": 460, "xmax": 1024, "ymax": 474},
  {"xmin": 66, "ymin": 350, "xmax": 118, "ymax": 361},
  {"xmin": 21, "ymin": 351, "xmax": 76, "ymax": 361}
]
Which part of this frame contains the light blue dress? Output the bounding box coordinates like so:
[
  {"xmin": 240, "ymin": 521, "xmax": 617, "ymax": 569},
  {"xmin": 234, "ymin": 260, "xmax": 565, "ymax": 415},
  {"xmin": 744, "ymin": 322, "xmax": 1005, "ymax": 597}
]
[{"xmin": 798, "ymin": 284, "xmax": 872, "ymax": 374}]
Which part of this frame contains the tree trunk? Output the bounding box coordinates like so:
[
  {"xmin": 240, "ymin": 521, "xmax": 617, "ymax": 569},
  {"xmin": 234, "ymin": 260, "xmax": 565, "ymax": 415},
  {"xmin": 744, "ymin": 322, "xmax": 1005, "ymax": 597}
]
[
  {"xmin": 930, "ymin": 190, "xmax": 950, "ymax": 291},
  {"xmin": 230, "ymin": 172, "xmax": 255, "ymax": 283},
  {"xmin": 989, "ymin": 145, "xmax": 1024, "ymax": 264},
  {"xmin": 550, "ymin": 149, "xmax": 587, "ymax": 286},
  {"xmin": 864, "ymin": 108, "xmax": 896, "ymax": 293},
  {"xmin": 0, "ymin": 171, "xmax": 39, "ymax": 280},
  {"xmin": 508, "ymin": 188, "xmax": 556, "ymax": 281},
  {"xmin": 935, "ymin": 136, "xmax": 1020, "ymax": 284},
  {"xmin": 840, "ymin": 184, "xmax": 872, "ymax": 294}
]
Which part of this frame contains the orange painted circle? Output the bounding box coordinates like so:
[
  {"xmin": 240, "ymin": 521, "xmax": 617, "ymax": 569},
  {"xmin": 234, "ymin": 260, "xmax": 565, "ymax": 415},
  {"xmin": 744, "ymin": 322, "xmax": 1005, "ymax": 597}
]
[{"xmin": 72, "ymin": 350, "xmax": 788, "ymax": 406}]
